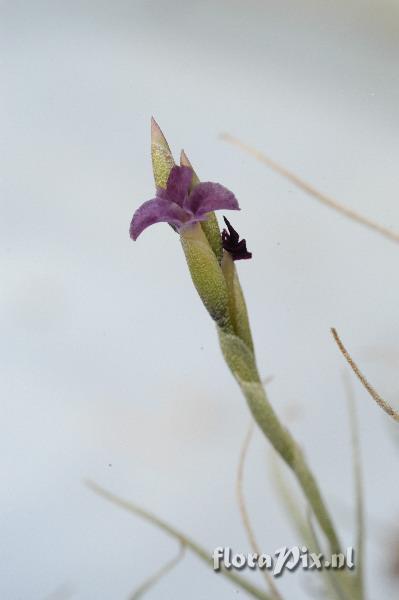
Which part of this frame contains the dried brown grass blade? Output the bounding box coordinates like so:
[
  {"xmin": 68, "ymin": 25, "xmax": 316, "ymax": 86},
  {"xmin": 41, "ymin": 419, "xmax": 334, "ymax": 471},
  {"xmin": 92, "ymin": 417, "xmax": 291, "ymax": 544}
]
[
  {"xmin": 220, "ymin": 133, "xmax": 399, "ymax": 245},
  {"xmin": 331, "ymin": 328, "xmax": 399, "ymax": 422}
]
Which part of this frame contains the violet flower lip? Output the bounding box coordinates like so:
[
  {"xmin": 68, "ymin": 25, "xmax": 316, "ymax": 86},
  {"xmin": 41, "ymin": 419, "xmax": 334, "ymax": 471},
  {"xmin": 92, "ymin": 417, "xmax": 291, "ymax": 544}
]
[{"xmin": 130, "ymin": 165, "xmax": 239, "ymax": 240}]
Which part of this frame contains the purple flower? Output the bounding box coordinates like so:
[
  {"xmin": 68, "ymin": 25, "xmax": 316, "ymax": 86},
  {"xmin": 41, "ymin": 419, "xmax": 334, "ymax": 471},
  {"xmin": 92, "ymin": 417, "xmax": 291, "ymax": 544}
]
[
  {"xmin": 130, "ymin": 165, "xmax": 239, "ymax": 240},
  {"xmin": 222, "ymin": 217, "xmax": 252, "ymax": 260}
]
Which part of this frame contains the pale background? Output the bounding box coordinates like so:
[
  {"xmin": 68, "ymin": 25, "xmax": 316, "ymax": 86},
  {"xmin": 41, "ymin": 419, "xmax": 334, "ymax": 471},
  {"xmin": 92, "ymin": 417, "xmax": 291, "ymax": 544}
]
[{"xmin": 1, "ymin": 0, "xmax": 399, "ymax": 598}]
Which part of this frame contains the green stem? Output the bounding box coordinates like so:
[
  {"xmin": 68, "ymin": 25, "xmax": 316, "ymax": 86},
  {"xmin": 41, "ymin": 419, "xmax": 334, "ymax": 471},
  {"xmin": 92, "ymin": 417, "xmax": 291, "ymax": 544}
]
[
  {"xmin": 306, "ymin": 510, "xmax": 350, "ymax": 600},
  {"xmin": 237, "ymin": 373, "xmax": 341, "ymax": 554},
  {"xmin": 221, "ymin": 252, "xmax": 254, "ymax": 352},
  {"xmin": 180, "ymin": 224, "xmax": 341, "ymax": 556},
  {"xmin": 86, "ymin": 480, "xmax": 273, "ymax": 600},
  {"xmin": 130, "ymin": 544, "xmax": 185, "ymax": 599},
  {"xmin": 344, "ymin": 373, "xmax": 365, "ymax": 599}
]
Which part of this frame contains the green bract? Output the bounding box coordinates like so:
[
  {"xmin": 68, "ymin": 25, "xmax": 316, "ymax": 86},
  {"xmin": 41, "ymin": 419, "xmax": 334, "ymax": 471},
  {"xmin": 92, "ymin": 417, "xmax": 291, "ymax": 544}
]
[
  {"xmin": 151, "ymin": 117, "xmax": 175, "ymax": 189},
  {"xmin": 180, "ymin": 224, "xmax": 231, "ymax": 331}
]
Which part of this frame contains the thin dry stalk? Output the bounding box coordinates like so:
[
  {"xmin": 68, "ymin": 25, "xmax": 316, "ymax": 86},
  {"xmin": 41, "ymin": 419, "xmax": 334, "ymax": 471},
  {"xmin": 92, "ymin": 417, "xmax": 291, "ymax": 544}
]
[
  {"xmin": 130, "ymin": 543, "xmax": 186, "ymax": 599},
  {"xmin": 331, "ymin": 328, "xmax": 399, "ymax": 422},
  {"xmin": 86, "ymin": 480, "xmax": 272, "ymax": 600},
  {"xmin": 220, "ymin": 133, "xmax": 399, "ymax": 246}
]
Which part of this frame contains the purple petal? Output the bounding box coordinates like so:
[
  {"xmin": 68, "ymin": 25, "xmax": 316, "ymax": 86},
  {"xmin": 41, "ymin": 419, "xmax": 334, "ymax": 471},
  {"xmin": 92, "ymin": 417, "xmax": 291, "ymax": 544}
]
[
  {"xmin": 129, "ymin": 198, "xmax": 187, "ymax": 240},
  {"xmin": 157, "ymin": 166, "xmax": 193, "ymax": 206},
  {"xmin": 184, "ymin": 182, "xmax": 240, "ymax": 217}
]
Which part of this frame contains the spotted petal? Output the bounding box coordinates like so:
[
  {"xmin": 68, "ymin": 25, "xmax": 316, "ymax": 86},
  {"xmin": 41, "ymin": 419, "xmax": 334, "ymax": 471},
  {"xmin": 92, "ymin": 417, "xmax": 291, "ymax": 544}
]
[
  {"xmin": 184, "ymin": 182, "xmax": 239, "ymax": 217},
  {"xmin": 130, "ymin": 198, "xmax": 187, "ymax": 240}
]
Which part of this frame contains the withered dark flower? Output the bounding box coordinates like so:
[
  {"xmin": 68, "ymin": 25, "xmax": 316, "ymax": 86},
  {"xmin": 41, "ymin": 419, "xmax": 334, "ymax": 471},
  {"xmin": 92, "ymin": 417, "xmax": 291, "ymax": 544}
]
[{"xmin": 221, "ymin": 217, "xmax": 252, "ymax": 260}]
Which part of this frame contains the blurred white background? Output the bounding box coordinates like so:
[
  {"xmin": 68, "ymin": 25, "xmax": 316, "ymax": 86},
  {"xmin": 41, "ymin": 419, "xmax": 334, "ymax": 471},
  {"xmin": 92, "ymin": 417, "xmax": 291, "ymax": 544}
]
[{"xmin": 2, "ymin": 0, "xmax": 399, "ymax": 598}]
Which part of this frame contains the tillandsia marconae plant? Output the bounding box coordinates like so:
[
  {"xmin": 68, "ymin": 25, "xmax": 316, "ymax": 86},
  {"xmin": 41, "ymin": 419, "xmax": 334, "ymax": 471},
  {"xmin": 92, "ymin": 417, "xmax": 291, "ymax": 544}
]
[{"xmin": 129, "ymin": 119, "xmax": 361, "ymax": 600}]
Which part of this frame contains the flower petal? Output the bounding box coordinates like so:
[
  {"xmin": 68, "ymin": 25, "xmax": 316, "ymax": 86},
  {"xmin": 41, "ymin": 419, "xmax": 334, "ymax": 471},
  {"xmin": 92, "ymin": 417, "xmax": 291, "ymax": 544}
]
[
  {"xmin": 184, "ymin": 182, "xmax": 240, "ymax": 217},
  {"xmin": 158, "ymin": 165, "xmax": 193, "ymax": 206},
  {"xmin": 130, "ymin": 198, "xmax": 187, "ymax": 240}
]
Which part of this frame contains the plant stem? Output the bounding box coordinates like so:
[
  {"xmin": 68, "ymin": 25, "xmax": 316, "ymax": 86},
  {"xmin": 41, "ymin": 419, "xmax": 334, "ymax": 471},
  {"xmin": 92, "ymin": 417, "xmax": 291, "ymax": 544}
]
[
  {"xmin": 237, "ymin": 373, "xmax": 341, "ymax": 554},
  {"xmin": 343, "ymin": 373, "xmax": 365, "ymax": 599},
  {"xmin": 86, "ymin": 480, "xmax": 273, "ymax": 600},
  {"xmin": 237, "ymin": 423, "xmax": 284, "ymax": 600}
]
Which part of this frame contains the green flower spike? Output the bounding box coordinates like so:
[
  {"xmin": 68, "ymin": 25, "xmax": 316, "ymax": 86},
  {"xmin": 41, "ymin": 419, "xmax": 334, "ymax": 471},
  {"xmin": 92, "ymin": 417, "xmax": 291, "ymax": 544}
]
[{"xmin": 130, "ymin": 120, "xmax": 361, "ymax": 599}]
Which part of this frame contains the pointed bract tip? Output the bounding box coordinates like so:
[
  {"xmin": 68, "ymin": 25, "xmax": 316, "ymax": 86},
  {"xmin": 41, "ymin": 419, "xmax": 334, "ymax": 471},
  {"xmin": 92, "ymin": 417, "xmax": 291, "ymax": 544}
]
[
  {"xmin": 180, "ymin": 149, "xmax": 192, "ymax": 168},
  {"xmin": 150, "ymin": 118, "xmax": 175, "ymax": 188},
  {"xmin": 151, "ymin": 116, "xmax": 166, "ymax": 143}
]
